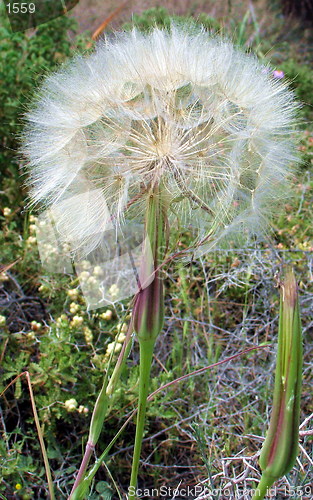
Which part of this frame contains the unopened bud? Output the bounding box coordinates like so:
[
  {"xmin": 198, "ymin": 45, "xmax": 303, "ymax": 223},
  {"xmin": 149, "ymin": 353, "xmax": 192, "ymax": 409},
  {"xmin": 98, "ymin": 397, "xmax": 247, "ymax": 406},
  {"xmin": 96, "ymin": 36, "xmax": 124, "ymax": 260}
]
[
  {"xmin": 253, "ymin": 268, "xmax": 302, "ymax": 499},
  {"xmin": 133, "ymin": 272, "xmax": 164, "ymax": 342}
]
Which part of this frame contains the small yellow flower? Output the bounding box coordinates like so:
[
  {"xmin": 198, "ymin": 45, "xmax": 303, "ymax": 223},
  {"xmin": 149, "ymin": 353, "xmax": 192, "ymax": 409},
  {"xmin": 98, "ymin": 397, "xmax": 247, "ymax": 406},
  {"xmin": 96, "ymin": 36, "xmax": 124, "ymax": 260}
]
[
  {"xmin": 56, "ymin": 314, "xmax": 68, "ymax": 326},
  {"xmin": 31, "ymin": 321, "xmax": 41, "ymax": 331},
  {"xmin": 69, "ymin": 302, "xmax": 80, "ymax": 314},
  {"xmin": 29, "ymin": 214, "xmax": 37, "ymax": 223},
  {"xmin": 100, "ymin": 309, "xmax": 113, "ymax": 321},
  {"xmin": 15, "ymin": 483, "xmax": 22, "ymax": 490},
  {"xmin": 105, "ymin": 341, "xmax": 122, "ymax": 357},
  {"xmin": 81, "ymin": 260, "xmax": 90, "ymax": 271},
  {"xmin": 93, "ymin": 265, "xmax": 103, "ymax": 276},
  {"xmin": 29, "ymin": 224, "xmax": 37, "ymax": 234},
  {"xmin": 79, "ymin": 271, "xmax": 90, "ymax": 281},
  {"xmin": 117, "ymin": 332, "xmax": 126, "ymax": 343},
  {"xmin": 26, "ymin": 236, "xmax": 37, "ymax": 245},
  {"xmin": 116, "ymin": 322, "xmax": 128, "ymax": 334},
  {"xmin": 87, "ymin": 276, "xmax": 97, "ymax": 286},
  {"xmin": 70, "ymin": 315, "xmax": 84, "ymax": 327},
  {"xmin": 67, "ymin": 288, "xmax": 79, "ymax": 300},
  {"xmin": 78, "ymin": 405, "xmax": 89, "ymax": 414},
  {"xmin": 64, "ymin": 399, "xmax": 78, "ymax": 412},
  {"xmin": 3, "ymin": 207, "xmax": 12, "ymax": 217},
  {"xmin": 83, "ymin": 326, "xmax": 93, "ymax": 344},
  {"xmin": 109, "ymin": 284, "xmax": 119, "ymax": 300}
]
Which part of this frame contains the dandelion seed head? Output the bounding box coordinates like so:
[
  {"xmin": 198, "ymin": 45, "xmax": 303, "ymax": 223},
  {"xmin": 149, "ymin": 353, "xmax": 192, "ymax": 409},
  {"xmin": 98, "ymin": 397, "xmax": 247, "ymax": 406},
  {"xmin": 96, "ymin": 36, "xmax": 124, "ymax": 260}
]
[{"xmin": 23, "ymin": 27, "xmax": 297, "ymax": 258}]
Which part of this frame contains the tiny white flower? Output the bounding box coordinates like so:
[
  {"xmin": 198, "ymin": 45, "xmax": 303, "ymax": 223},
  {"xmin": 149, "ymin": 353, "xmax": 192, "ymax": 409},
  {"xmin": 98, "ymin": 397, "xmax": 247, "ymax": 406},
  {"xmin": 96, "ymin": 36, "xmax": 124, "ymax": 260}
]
[{"xmin": 0, "ymin": 315, "xmax": 6, "ymax": 327}]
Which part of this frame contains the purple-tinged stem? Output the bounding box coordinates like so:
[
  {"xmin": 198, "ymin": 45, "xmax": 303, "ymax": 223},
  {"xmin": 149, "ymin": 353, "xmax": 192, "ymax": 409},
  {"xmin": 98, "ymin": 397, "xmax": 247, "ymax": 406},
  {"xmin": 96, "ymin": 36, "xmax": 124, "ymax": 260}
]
[{"xmin": 69, "ymin": 442, "xmax": 95, "ymax": 498}]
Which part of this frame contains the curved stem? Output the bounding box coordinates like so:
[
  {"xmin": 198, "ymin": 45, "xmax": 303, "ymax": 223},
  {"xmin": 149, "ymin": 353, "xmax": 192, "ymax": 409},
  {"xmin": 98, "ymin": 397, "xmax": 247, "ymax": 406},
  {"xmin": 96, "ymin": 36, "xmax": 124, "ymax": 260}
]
[{"xmin": 128, "ymin": 339, "xmax": 155, "ymax": 500}]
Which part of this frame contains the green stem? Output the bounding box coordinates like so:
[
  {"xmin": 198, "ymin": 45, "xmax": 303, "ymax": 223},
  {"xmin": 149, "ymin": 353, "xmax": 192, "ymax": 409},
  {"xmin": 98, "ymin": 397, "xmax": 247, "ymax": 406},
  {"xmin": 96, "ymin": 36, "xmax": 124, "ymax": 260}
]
[
  {"xmin": 69, "ymin": 412, "xmax": 134, "ymax": 500},
  {"xmin": 128, "ymin": 339, "xmax": 155, "ymax": 500},
  {"xmin": 252, "ymin": 473, "xmax": 274, "ymax": 500}
]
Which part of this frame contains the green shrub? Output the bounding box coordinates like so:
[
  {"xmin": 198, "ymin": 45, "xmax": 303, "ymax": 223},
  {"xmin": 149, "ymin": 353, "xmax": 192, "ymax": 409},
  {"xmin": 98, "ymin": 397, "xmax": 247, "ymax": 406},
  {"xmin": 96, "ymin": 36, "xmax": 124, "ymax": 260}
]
[{"xmin": 0, "ymin": 6, "xmax": 88, "ymax": 209}]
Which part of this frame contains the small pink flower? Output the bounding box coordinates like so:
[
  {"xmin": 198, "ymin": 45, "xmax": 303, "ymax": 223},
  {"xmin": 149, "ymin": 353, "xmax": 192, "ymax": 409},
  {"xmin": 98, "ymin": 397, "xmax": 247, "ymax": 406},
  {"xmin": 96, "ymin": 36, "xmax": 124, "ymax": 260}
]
[{"xmin": 273, "ymin": 69, "xmax": 285, "ymax": 79}]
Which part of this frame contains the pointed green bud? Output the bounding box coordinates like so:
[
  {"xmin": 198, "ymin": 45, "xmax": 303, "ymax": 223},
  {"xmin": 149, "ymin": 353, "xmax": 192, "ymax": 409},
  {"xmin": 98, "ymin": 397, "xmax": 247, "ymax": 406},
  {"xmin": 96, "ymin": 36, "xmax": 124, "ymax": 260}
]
[
  {"xmin": 253, "ymin": 268, "xmax": 302, "ymax": 499},
  {"xmin": 88, "ymin": 385, "xmax": 109, "ymax": 445}
]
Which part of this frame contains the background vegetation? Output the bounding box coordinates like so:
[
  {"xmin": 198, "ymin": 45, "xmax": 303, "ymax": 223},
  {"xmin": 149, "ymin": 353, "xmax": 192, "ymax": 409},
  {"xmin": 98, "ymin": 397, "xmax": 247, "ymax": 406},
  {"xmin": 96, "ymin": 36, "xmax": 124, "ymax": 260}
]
[{"xmin": 0, "ymin": 1, "xmax": 312, "ymax": 499}]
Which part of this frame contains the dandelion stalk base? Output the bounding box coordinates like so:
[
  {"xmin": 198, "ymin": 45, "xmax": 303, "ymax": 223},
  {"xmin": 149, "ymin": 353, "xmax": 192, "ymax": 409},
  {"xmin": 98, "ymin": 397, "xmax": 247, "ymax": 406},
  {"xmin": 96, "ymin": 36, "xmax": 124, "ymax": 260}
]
[
  {"xmin": 128, "ymin": 339, "xmax": 156, "ymax": 499},
  {"xmin": 252, "ymin": 473, "xmax": 275, "ymax": 500}
]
